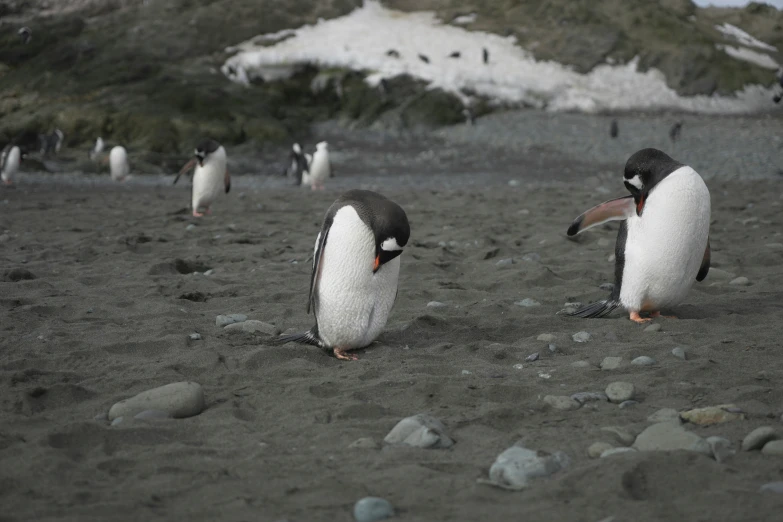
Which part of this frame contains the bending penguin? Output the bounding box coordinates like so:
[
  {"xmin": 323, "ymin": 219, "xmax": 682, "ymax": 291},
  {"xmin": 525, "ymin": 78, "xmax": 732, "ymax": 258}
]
[
  {"xmin": 1, "ymin": 144, "xmax": 22, "ymax": 186},
  {"xmin": 302, "ymin": 141, "xmax": 330, "ymax": 190},
  {"xmin": 565, "ymin": 148, "xmax": 711, "ymax": 324},
  {"xmin": 174, "ymin": 138, "xmax": 230, "ymax": 217},
  {"xmin": 274, "ymin": 190, "xmax": 410, "ymax": 360},
  {"xmin": 109, "ymin": 145, "xmax": 130, "ymax": 181}
]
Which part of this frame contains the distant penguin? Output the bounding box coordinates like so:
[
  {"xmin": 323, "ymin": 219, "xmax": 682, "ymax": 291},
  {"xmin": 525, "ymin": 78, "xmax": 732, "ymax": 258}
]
[
  {"xmin": 39, "ymin": 129, "xmax": 64, "ymax": 157},
  {"xmin": 483, "ymin": 47, "xmax": 489, "ymax": 64},
  {"xmin": 449, "ymin": 51, "xmax": 461, "ymax": 58},
  {"xmin": 386, "ymin": 49, "xmax": 400, "ymax": 58},
  {"xmin": 174, "ymin": 138, "xmax": 230, "ymax": 217},
  {"xmin": 565, "ymin": 148, "xmax": 711, "ymax": 324},
  {"xmin": 1, "ymin": 145, "xmax": 22, "ymax": 186},
  {"xmin": 109, "ymin": 145, "xmax": 130, "ymax": 181},
  {"xmin": 669, "ymin": 122, "xmax": 683, "ymax": 143},
  {"xmin": 18, "ymin": 27, "xmax": 32, "ymax": 45},
  {"xmin": 302, "ymin": 141, "xmax": 331, "ymax": 191},
  {"xmin": 285, "ymin": 142, "xmax": 309, "ymax": 186},
  {"xmin": 610, "ymin": 119, "xmax": 619, "ymax": 138},
  {"xmin": 378, "ymin": 78, "xmax": 390, "ymax": 100},
  {"xmin": 418, "ymin": 54, "xmax": 430, "ymax": 64},
  {"xmin": 462, "ymin": 107, "xmax": 475, "ymax": 126},
  {"xmin": 274, "ymin": 190, "xmax": 410, "ymax": 360},
  {"xmin": 89, "ymin": 137, "xmax": 105, "ymax": 161}
]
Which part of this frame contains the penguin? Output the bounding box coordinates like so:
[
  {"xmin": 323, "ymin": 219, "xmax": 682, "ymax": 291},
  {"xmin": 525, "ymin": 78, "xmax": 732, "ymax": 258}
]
[
  {"xmin": 418, "ymin": 54, "xmax": 430, "ymax": 64},
  {"xmin": 1, "ymin": 145, "xmax": 22, "ymax": 186},
  {"xmin": 386, "ymin": 49, "xmax": 400, "ymax": 58},
  {"xmin": 18, "ymin": 27, "xmax": 32, "ymax": 45},
  {"xmin": 89, "ymin": 137, "xmax": 105, "ymax": 161},
  {"xmin": 565, "ymin": 148, "xmax": 711, "ymax": 324},
  {"xmin": 274, "ymin": 190, "xmax": 410, "ymax": 360},
  {"xmin": 39, "ymin": 129, "xmax": 64, "ymax": 157},
  {"xmin": 483, "ymin": 47, "xmax": 489, "ymax": 64},
  {"xmin": 109, "ymin": 145, "xmax": 130, "ymax": 182},
  {"xmin": 449, "ymin": 51, "xmax": 461, "ymax": 58},
  {"xmin": 462, "ymin": 107, "xmax": 475, "ymax": 126},
  {"xmin": 284, "ymin": 142, "xmax": 309, "ymax": 186},
  {"xmin": 302, "ymin": 141, "xmax": 330, "ymax": 191},
  {"xmin": 669, "ymin": 121, "xmax": 683, "ymax": 143},
  {"xmin": 610, "ymin": 119, "xmax": 619, "ymax": 138},
  {"xmin": 173, "ymin": 138, "xmax": 230, "ymax": 217}
]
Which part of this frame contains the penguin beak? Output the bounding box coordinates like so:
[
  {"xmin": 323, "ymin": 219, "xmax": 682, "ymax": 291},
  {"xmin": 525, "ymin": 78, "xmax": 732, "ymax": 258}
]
[
  {"xmin": 636, "ymin": 193, "xmax": 645, "ymax": 216},
  {"xmin": 195, "ymin": 153, "xmax": 205, "ymax": 167},
  {"xmin": 624, "ymin": 181, "xmax": 646, "ymax": 216},
  {"xmin": 373, "ymin": 255, "xmax": 381, "ymax": 273}
]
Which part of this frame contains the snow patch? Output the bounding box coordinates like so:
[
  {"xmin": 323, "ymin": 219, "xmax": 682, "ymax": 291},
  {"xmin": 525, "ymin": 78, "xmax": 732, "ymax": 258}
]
[
  {"xmin": 717, "ymin": 44, "xmax": 779, "ymax": 69},
  {"xmin": 452, "ymin": 13, "xmax": 477, "ymax": 25},
  {"xmin": 715, "ymin": 23, "xmax": 777, "ymax": 51}
]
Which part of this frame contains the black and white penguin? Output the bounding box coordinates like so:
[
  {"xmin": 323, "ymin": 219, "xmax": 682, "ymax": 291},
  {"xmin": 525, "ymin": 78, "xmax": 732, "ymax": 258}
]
[
  {"xmin": 39, "ymin": 129, "xmax": 64, "ymax": 157},
  {"xmin": 669, "ymin": 121, "xmax": 683, "ymax": 143},
  {"xmin": 566, "ymin": 148, "xmax": 711, "ymax": 323},
  {"xmin": 302, "ymin": 141, "xmax": 330, "ymax": 190},
  {"xmin": 418, "ymin": 54, "xmax": 430, "ymax": 64},
  {"xmin": 275, "ymin": 190, "xmax": 410, "ymax": 361},
  {"xmin": 174, "ymin": 138, "xmax": 230, "ymax": 217},
  {"xmin": 89, "ymin": 137, "xmax": 104, "ymax": 161},
  {"xmin": 18, "ymin": 27, "xmax": 32, "ymax": 45},
  {"xmin": 483, "ymin": 47, "xmax": 489, "ymax": 64},
  {"xmin": 386, "ymin": 49, "xmax": 400, "ymax": 58},
  {"xmin": 283, "ymin": 143, "xmax": 309, "ymax": 186},
  {"xmin": 449, "ymin": 51, "xmax": 461, "ymax": 58},
  {"xmin": 610, "ymin": 119, "xmax": 619, "ymax": 139},
  {"xmin": 109, "ymin": 145, "xmax": 130, "ymax": 181},
  {"xmin": 1, "ymin": 144, "xmax": 22, "ymax": 186}
]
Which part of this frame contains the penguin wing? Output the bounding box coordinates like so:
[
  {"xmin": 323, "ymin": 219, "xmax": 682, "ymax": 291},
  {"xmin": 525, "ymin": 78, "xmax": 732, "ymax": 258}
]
[
  {"xmin": 173, "ymin": 158, "xmax": 197, "ymax": 185},
  {"xmin": 566, "ymin": 196, "xmax": 635, "ymax": 236},
  {"xmin": 696, "ymin": 238, "xmax": 710, "ymax": 282},
  {"xmin": 224, "ymin": 169, "xmax": 231, "ymax": 194},
  {"xmin": 307, "ymin": 226, "xmax": 331, "ymax": 315}
]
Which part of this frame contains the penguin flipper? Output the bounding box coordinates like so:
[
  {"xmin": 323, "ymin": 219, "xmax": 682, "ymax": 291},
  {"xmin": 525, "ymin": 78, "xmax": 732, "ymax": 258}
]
[
  {"xmin": 307, "ymin": 224, "xmax": 331, "ymax": 315},
  {"xmin": 174, "ymin": 158, "xmax": 197, "ymax": 185},
  {"xmin": 568, "ymin": 299, "xmax": 621, "ymax": 319},
  {"xmin": 567, "ymin": 196, "xmax": 634, "ymax": 236},
  {"xmin": 696, "ymin": 238, "xmax": 710, "ymax": 282},
  {"xmin": 272, "ymin": 327, "xmax": 325, "ymax": 348},
  {"xmin": 225, "ymin": 170, "xmax": 231, "ymax": 194}
]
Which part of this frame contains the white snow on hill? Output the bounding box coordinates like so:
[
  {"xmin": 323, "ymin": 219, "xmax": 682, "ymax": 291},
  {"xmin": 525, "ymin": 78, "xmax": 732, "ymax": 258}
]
[
  {"xmin": 222, "ymin": 1, "xmax": 779, "ymax": 115},
  {"xmin": 715, "ymin": 22, "xmax": 777, "ymax": 51}
]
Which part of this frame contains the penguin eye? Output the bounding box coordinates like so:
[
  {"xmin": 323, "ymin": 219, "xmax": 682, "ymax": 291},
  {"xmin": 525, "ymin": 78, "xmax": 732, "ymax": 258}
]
[{"xmin": 380, "ymin": 237, "xmax": 403, "ymax": 252}]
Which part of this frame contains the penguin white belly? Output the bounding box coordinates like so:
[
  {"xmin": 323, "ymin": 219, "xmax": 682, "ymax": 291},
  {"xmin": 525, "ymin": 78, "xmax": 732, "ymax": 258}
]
[
  {"xmin": 192, "ymin": 161, "xmax": 225, "ymax": 211},
  {"xmin": 309, "ymin": 151, "xmax": 330, "ymax": 184},
  {"xmin": 315, "ymin": 207, "xmax": 400, "ymax": 349},
  {"xmin": 109, "ymin": 146, "xmax": 129, "ymax": 180},
  {"xmin": 620, "ymin": 167, "xmax": 710, "ymax": 311},
  {"xmin": 2, "ymin": 147, "xmax": 21, "ymax": 183}
]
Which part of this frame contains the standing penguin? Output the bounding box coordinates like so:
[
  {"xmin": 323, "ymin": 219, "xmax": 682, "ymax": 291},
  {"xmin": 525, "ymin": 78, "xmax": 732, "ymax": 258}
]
[
  {"xmin": 109, "ymin": 145, "xmax": 130, "ymax": 182},
  {"xmin": 610, "ymin": 119, "xmax": 619, "ymax": 138},
  {"xmin": 302, "ymin": 141, "xmax": 331, "ymax": 190},
  {"xmin": 1, "ymin": 145, "xmax": 22, "ymax": 186},
  {"xmin": 174, "ymin": 138, "xmax": 230, "ymax": 217},
  {"xmin": 89, "ymin": 137, "xmax": 105, "ymax": 161},
  {"xmin": 284, "ymin": 142, "xmax": 309, "ymax": 186},
  {"xmin": 275, "ymin": 190, "xmax": 410, "ymax": 360},
  {"xmin": 565, "ymin": 148, "xmax": 711, "ymax": 323}
]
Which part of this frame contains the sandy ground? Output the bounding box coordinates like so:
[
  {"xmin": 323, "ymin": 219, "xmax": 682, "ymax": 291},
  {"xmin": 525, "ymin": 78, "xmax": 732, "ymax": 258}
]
[{"xmin": 1, "ymin": 160, "xmax": 783, "ymax": 521}]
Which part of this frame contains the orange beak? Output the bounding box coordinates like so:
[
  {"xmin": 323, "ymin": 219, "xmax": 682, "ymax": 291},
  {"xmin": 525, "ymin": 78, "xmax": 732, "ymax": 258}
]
[
  {"xmin": 373, "ymin": 255, "xmax": 381, "ymax": 272},
  {"xmin": 636, "ymin": 194, "xmax": 645, "ymax": 216}
]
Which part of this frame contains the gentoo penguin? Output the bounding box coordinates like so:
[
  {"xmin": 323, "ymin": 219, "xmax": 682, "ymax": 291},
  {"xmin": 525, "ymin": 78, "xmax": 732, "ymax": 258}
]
[
  {"xmin": 449, "ymin": 51, "xmax": 461, "ymax": 58},
  {"xmin": 418, "ymin": 54, "xmax": 430, "ymax": 64},
  {"xmin": 39, "ymin": 129, "xmax": 64, "ymax": 157},
  {"xmin": 302, "ymin": 141, "xmax": 330, "ymax": 190},
  {"xmin": 109, "ymin": 145, "xmax": 130, "ymax": 181},
  {"xmin": 483, "ymin": 47, "xmax": 489, "ymax": 64},
  {"xmin": 284, "ymin": 143, "xmax": 309, "ymax": 186},
  {"xmin": 669, "ymin": 122, "xmax": 683, "ymax": 143},
  {"xmin": 610, "ymin": 119, "xmax": 619, "ymax": 138},
  {"xmin": 566, "ymin": 148, "xmax": 711, "ymax": 324},
  {"xmin": 174, "ymin": 138, "xmax": 230, "ymax": 217},
  {"xmin": 386, "ymin": 49, "xmax": 400, "ymax": 58},
  {"xmin": 1, "ymin": 145, "xmax": 22, "ymax": 186},
  {"xmin": 275, "ymin": 190, "xmax": 410, "ymax": 360},
  {"xmin": 18, "ymin": 27, "xmax": 32, "ymax": 45},
  {"xmin": 89, "ymin": 137, "xmax": 104, "ymax": 161}
]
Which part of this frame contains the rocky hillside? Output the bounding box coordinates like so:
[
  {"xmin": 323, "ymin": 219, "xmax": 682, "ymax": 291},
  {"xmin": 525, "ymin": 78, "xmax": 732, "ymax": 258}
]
[{"xmin": 0, "ymin": 0, "xmax": 780, "ymax": 161}]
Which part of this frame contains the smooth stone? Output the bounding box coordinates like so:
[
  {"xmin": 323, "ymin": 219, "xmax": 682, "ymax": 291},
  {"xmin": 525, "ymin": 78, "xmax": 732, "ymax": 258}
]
[
  {"xmin": 608, "ymin": 254, "xmax": 616, "ymax": 262},
  {"xmin": 571, "ymin": 360, "xmax": 592, "ymax": 368},
  {"xmin": 185, "ymin": 224, "xmax": 197, "ymax": 231},
  {"xmin": 111, "ymin": 417, "xmax": 124, "ymax": 426},
  {"xmin": 496, "ymin": 258, "xmax": 514, "ymax": 266},
  {"xmin": 587, "ymin": 442, "xmax": 615, "ymax": 458},
  {"xmin": 134, "ymin": 409, "xmax": 172, "ymax": 420},
  {"xmin": 384, "ymin": 414, "xmax": 454, "ymax": 449},
  {"xmin": 761, "ymin": 440, "xmax": 783, "ymax": 456},
  {"xmin": 427, "ymin": 301, "xmax": 446, "ymax": 308},
  {"xmin": 680, "ymin": 404, "xmax": 745, "ymax": 426},
  {"xmin": 606, "ymin": 382, "xmax": 635, "ymax": 403},
  {"xmin": 760, "ymin": 482, "xmax": 783, "ymax": 493},
  {"xmin": 643, "ymin": 324, "xmax": 662, "ymax": 332},
  {"xmin": 188, "ymin": 333, "xmax": 202, "ymax": 341},
  {"xmin": 508, "ymin": 179, "xmax": 520, "ymax": 187},
  {"xmin": 706, "ymin": 436, "xmax": 735, "ymax": 463},
  {"xmin": 108, "ymin": 382, "xmax": 205, "ymax": 420},
  {"xmin": 94, "ymin": 412, "xmax": 108, "ymax": 421},
  {"xmin": 349, "ymin": 437, "xmax": 380, "ymax": 450},
  {"xmin": 525, "ymin": 352, "xmax": 539, "ymax": 362},
  {"xmin": 571, "ymin": 392, "xmax": 608, "ymax": 404},
  {"xmin": 224, "ymin": 320, "xmax": 279, "ymax": 336},
  {"xmin": 548, "ymin": 344, "xmax": 557, "ymax": 353},
  {"xmin": 522, "ymin": 253, "xmax": 541, "ymax": 262},
  {"xmin": 600, "ymin": 447, "xmax": 637, "ymax": 458},
  {"xmin": 537, "ymin": 334, "xmax": 555, "ymax": 342},
  {"xmin": 461, "ymin": 370, "xmax": 472, "ymax": 375},
  {"xmin": 600, "ymin": 357, "xmax": 624, "ymax": 370},
  {"xmin": 353, "ymin": 497, "xmax": 394, "ymax": 522},
  {"xmin": 672, "ymin": 347, "xmax": 688, "ymax": 360},
  {"xmin": 482, "ymin": 443, "xmax": 570, "ymax": 490},
  {"xmin": 742, "ymin": 426, "xmax": 779, "ymax": 451},
  {"xmin": 599, "ymin": 282, "xmax": 614, "ymax": 291},
  {"xmin": 515, "ymin": 298, "xmax": 541, "ymax": 307},
  {"xmin": 708, "ymin": 268, "xmax": 734, "ymax": 280},
  {"xmin": 543, "ymin": 395, "xmax": 581, "ymax": 411},
  {"xmin": 632, "ymin": 422, "xmax": 712, "ymax": 456},
  {"xmin": 729, "ymin": 276, "xmax": 750, "ymax": 286},
  {"xmin": 631, "ymin": 356, "xmax": 657, "ymax": 366},
  {"xmin": 597, "ymin": 238, "xmax": 611, "ymax": 247},
  {"xmin": 4, "ymin": 268, "xmax": 35, "ymax": 282},
  {"xmin": 572, "ymin": 331, "xmax": 591, "ymax": 343},
  {"xmin": 647, "ymin": 408, "xmax": 682, "ymax": 425},
  {"xmin": 619, "ymin": 400, "xmax": 639, "ymax": 409},
  {"xmin": 601, "ymin": 426, "xmax": 636, "ymax": 446},
  {"xmin": 513, "ymin": 363, "xmax": 524, "ymax": 370},
  {"xmin": 203, "ymin": 269, "xmax": 214, "ymax": 276},
  {"xmin": 215, "ymin": 314, "xmax": 247, "ymax": 327}
]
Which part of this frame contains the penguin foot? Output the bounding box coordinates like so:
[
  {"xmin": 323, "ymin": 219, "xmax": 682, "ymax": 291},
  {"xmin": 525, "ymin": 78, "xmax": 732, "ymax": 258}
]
[
  {"xmin": 629, "ymin": 311, "xmax": 652, "ymax": 324},
  {"xmin": 333, "ymin": 347, "xmax": 358, "ymax": 361},
  {"xmin": 192, "ymin": 210, "xmax": 204, "ymax": 217}
]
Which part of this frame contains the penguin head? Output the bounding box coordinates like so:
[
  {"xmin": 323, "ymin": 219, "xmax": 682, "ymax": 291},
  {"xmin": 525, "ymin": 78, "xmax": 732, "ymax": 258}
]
[
  {"xmin": 372, "ymin": 205, "xmax": 410, "ymax": 273},
  {"xmin": 316, "ymin": 141, "xmax": 328, "ymax": 151},
  {"xmin": 195, "ymin": 138, "xmax": 220, "ymax": 167},
  {"xmin": 293, "ymin": 143, "xmax": 302, "ymax": 154},
  {"xmin": 623, "ymin": 148, "xmax": 682, "ymax": 216}
]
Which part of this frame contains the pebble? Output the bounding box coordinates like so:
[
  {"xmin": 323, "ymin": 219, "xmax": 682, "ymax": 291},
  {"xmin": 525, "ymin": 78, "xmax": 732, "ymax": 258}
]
[
  {"xmin": 349, "ymin": 437, "xmax": 380, "ymax": 450},
  {"xmin": 760, "ymin": 482, "xmax": 783, "ymax": 494},
  {"xmin": 587, "ymin": 442, "xmax": 615, "ymax": 458},
  {"xmin": 632, "ymin": 422, "xmax": 712, "ymax": 456},
  {"xmin": 600, "ymin": 357, "xmax": 624, "ymax": 370},
  {"xmin": 384, "ymin": 414, "xmax": 454, "ymax": 449},
  {"xmin": 571, "ymin": 392, "xmax": 608, "ymax": 404},
  {"xmin": 108, "ymin": 381, "xmax": 205, "ymax": 420},
  {"xmin": 631, "ymin": 356, "xmax": 656, "ymax": 366},
  {"xmin": 482, "ymin": 443, "xmax": 570, "ymax": 490},
  {"xmin": 572, "ymin": 331, "xmax": 591, "ymax": 343},
  {"xmin": 353, "ymin": 497, "xmax": 394, "ymax": 522},
  {"xmin": 522, "ymin": 253, "xmax": 541, "ymax": 263},
  {"xmin": 215, "ymin": 314, "xmax": 248, "ymax": 327},
  {"xmin": 537, "ymin": 333, "xmax": 555, "ymax": 342},
  {"xmin": 597, "ymin": 238, "xmax": 611, "ymax": 247},
  {"xmin": 547, "ymin": 344, "xmax": 557, "ymax": 353},
  {"xmin": 605, "ymin": 382, "xmax": 635, "ymax": 403},
  {"xmin": 680, "ymin": 404, "xmax": 745, "ymax": 426},
  {"xmin": 426, "ymin": 301, "xmax": 446, "ymax": 308},
  {"xmin": 706, "ymin": 436, "xmax": 735, "ymax": 463},
  {"xmin": 543, "ymin": 395, "xmax": 581, "ymax": 411},
  {"xmin": 761, "ymin": 440, "xmax": 783, "ymax": 456},
  {"xmin": 496, "ymin": 258, "xmax": 514, "ymax": 266},
  {"xmin": 513, "ymin": 363, "xmax": 524, "ymax": 370},
  {"xmin": 94, "ymin": 412, "xmax": 108, "ymax": 421},
  {"xmin": 599, "ymin": 282, "xmax": 614, "ymax": 291},
  {"xmin": 647, "ymin": 408, "xmax": 681, "ymax": 424},
  {"xmin": 203, "ymin": 269, "xmax": 214, "ymax": 276},
  {"xmin": 525, "ymin": 352, "xmax": 539, "ymax": 362},
  {"xmin": 461, "ymin": 369, "xmax": 472, "ymax": 375},
  {"xmin": 3, "ymin": 268, "xmax": 36, "ymax": 282},
  {"xmin": 134, "ymin": 409, "xmax": 172, "ymax": 420},
  {"xmin": 111, "ymin": 417, "xmax": 124, "ymax": 426},
  {"xmin": 671, "ymin": 347, "xmax": 688, "ymax": 360},
  {"xmin": 608, "ymin": 254, "xmax": 615, "ymax": 262},
  {"xmin": 600, "ymin": 447, "xmax": 637, "ymax": 458},
  {"xmin": 742, "ymin": 426, "xmax": 778, "ymax": 451},
  {"xmin": 515, "ymin": 298, "xmax": 540, "ymax": 307},
  {"xmin": 601, "ymin": 426, "xmax": 636, "ymax": 446},
  {"xmin": 571, "ymin": 360, "xmax": 592, "ymax": 368},
  {"xmin": 188, "ymin": 332, "xmax": 202, "ymax": 341},
  {"xmin": 729, "ymin": 276, "xmax": 750, "ymax": 286},
  {"xmin": 619, "ymin": 400, "xmax": 639, "ymax": 409},
  {"xmin": 508, "ymin": 179, "xmax": 520, "ymax": 187},
  {"xmin": 643, "ymin": 323, "xmax": 661, "ymax": 332},
  {"xmin": 224, "ymin": 320, "xmax": 279, "ymax": 336},
  {"xmin": 185, "ymin": 224, "xmax": 197, "ymax": 231}
]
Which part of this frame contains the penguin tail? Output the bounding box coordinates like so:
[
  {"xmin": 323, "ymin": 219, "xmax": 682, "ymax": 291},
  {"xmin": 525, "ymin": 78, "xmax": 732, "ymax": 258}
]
[
  {"xmin": 272, "ymin": 327, "xmax": 325, "ymax": 349},
  {"xmin": 568, "ymin": 299, "xmax": 621, "ymax": 319}
]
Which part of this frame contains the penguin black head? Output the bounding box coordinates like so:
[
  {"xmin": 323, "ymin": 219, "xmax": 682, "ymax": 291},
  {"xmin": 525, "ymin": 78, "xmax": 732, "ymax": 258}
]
[
  {"xmin": 18, "ymin": 27, "xmax": 32, "ymax": 45},
  {"xmin": 194, "ymin": 138, "xmax": 220, "ymax": 167},
  {"xmin": 373, "ymin": 202, "xmax": 410, "ymax": 273},
  {"xmin": 623, "ymin": 148, "xmax": 683, "ymax": 216}
]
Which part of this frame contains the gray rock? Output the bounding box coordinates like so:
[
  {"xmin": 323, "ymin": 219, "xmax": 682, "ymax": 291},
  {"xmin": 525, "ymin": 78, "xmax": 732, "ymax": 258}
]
[
  {"xmin": 632, "ymin": 422, "xmax": 712, "ymax": 456},
  {"xmin": 742, "ymin": 426, "xmax": 778, "ymax": 451},
  {"xmin": 216, "ymin": 314, "xmax": 247, "ymax": 327},
  {"xmin": 572, "ymin": 331, "xmax": 591, "ymax": 343},
  {"xmin": 600, "ymin": 447, "xmax": 637, "ymax": 458},
  {"xmin": 631, "ymin": 356, "xmax": 657, "ymax": 366},
  {"xmin": 571, "ymin": 360, "xmax": 592, "ymax": 368},
  {"xmin": 672, "ymin": 347, "xmax": 688, "ymax": 360},
  {"xmin": 587, "ymin": 441, "xmax": 615, "ymax": 458},
  {"xmin": 515, "ymin": 298, "xmax": 541, "ymax": 307},
  {"xmin": 482, "ymin": 443, "xmax": 570, "ymax": 490},
  {"xmin": 94, "ymin": 412, "xmax": 108, "ymax": 421},
  {"xmin": 353, "ymin": 497, "xmax": 394, "ymax": 522},
  {"xmin": 188, "ymin": 332, "xmax": 202, "ymax": 341},
  {"xmin": 349, "ymin": 437, "xmax": 380, "ymax": 450},
  {"xmin": 496, "ymin": 258, "xmax": 514, "ymax": 266},
  {"xmin": 729, "ymin": 276, "xmax": 750, "ymax": 286},
  {"xmin": 548, "ymin": 344, "xmax": 558, "ymax": 353},
  {"xmin": 761, "ymin": 440, "xmax": 783, "ymax": 456},
  {"xmin": 203, "ymin": 269, "xmax": 214, "ymax": 276},
  {"xmin": 134, "ymin": 409, "xmax": 172, "ymax": 420},
  {"xmin": 608, "ymin": 254, "xmax": 616, "ymax": 262},
  {"xmin": 384, "ymin": 414, "xmax": 454, "ymax": 449},
  {"xmin": 571, "ymin": 392, "xmax": 608, "ymax": 404},
  {"xmin": 426, "ymin": 301, "xmax": 446, "ymax": 308},
  {"xmin": 760, "ymin": 482, "xmax": 783, "ymax": 494},
  {"xmin": 522, "ymin": 253, "xmax": 541, "ymax": 263},
  {"xmin": 525, "ymin": 352, "xmax": 540, "ymax": 362},
  {"xmin": 111, "ymin": 417, "xmax": 124, "ymax": 426},
  {"xmin": 185, "ymin": 224, "xmax": 197, "ymax": 231},
  {"xmin": 600, "ymin": 357, "xmax": 624, "ymax": 370},
  {"xmin": 600, "ymin": 426, "xmax": 636, "ymax": 446},
  {"xmin": 537, "ymin": 333, "xmax": 555, "ymax": 342},
  {"xmin": 108, "ymin": 382, "xmax": 205, "ymax": 420},
  {"xmin": 619, "ymin": 400, "xmax": 639, "ymax": 409},
  {"xmin": 599, "ymin": 282, "xmax": 615, "ymax": 291},
  {"xmin": 643, "ymin": 323, "xmax": 662, "ymax": 332},
  {"xmin": 606, "ymin": 382, "xmax": 635, "ymax": 403},
  {"xmin": 647, "ymin": 408, "xmax": 682, "ymax": 424},
  {"xmin": 597, "ymin": 238, "xmax": 611, "ymax": 247},
  {"xmin": 224, "ymin": 320, "xmax": 279, "ymax": 336},
  {"xmin": 543, "ymin": 395, "xmax": 581, "ymax": 411},
  {"xmin": 461, "ymin": 369, "xmax": 472, "ymax": 375},
  {"xmin": 706, "ymin": 436, "xmax": 735, "ymax": 463}
]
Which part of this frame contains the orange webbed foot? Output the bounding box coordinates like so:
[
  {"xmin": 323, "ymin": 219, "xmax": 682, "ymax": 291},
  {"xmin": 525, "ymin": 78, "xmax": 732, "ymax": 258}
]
[
  {"xmin": 630, "ymin": 311, "xmax": 652, "ymax": 324},
  {"xmin": 333, "ymin": 348, "xmax": 358, "ymax": 361}
]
